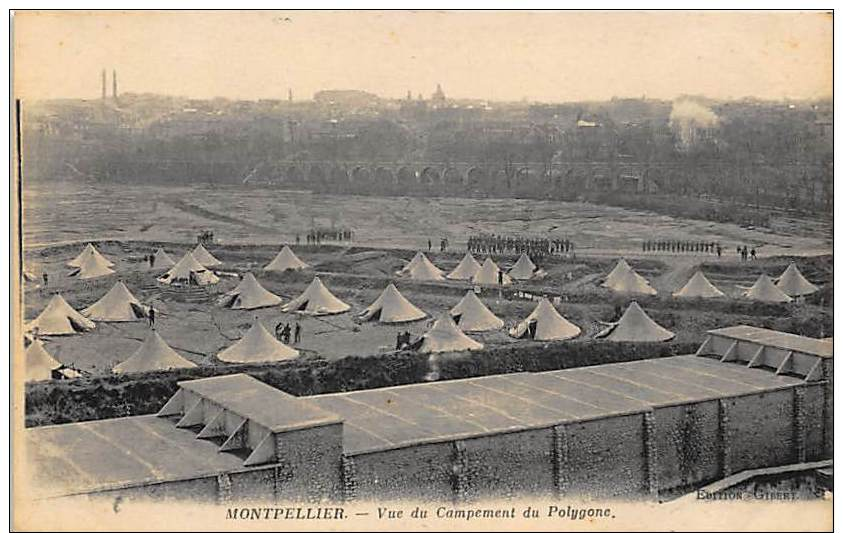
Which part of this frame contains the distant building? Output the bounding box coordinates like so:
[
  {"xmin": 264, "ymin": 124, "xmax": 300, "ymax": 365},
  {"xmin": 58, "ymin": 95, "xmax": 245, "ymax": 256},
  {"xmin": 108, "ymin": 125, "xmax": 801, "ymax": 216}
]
[
  {"xmin": 313, "ymin": 90, "xmax": 380, "ymax": 108},
  {"xmin": 431, "ymin": 83, "xmax": 446, "ymax": 104}
]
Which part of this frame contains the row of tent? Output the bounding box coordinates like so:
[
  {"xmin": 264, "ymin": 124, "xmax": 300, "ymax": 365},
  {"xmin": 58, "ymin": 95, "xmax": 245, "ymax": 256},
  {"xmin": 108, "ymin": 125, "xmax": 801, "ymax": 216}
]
[
  {"xmin": 55, "ymin": 245, "xmax": 821, "ymax": 304},
  {"xmin": 54, "ymin": 243, "xmax": 312, "ymax": 283},
  {"xmin": 397, "ymin": 251, "xmax": 544, "ymax": 284},
  {"xmin": 24, "ymin": 274, "xmax": 676, "ymax": 379},
  {"xmin": 158, "ymin": 245, "xmax": 311, "ymax": 285},
  {"xmin": 605, "ymin": 259, "xmax": 819, "ymax": 302}
]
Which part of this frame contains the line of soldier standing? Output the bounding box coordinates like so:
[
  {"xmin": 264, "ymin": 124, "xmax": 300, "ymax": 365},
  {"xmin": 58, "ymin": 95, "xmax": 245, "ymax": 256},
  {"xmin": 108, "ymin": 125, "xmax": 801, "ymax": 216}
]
[
  {"xmin": 299, "ymin": 228, "xmax": 354, "ymax": 245},
  {"xmin": 643, "ymin": 240, "xmax": 723, "ymax": 256},
  {"xmin": 467, "ymin": 233, "xmax": 575, "ymax": 259}
]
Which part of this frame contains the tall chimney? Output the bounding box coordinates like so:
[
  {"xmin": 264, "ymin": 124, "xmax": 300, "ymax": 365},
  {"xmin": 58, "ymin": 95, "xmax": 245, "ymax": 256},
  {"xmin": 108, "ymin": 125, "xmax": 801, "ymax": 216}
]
[
  {"xmin": 101, "ymin": 69, "xmax": 107, "ymax": 100},
  {"xmin": 112, "ymin": 69, "xmax": 118, "ymax": 100}
]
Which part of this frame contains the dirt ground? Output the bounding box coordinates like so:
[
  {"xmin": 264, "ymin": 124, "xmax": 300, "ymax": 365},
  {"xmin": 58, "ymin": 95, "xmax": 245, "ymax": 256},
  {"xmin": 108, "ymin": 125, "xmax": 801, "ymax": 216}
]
[
  {"xmin": 19, "ymin": 181, "xmax": 833, "ymax": 378},
  {"xmin": 21, "ymin": 238, "xmax": 833, "ymax": 377},
  {"xmin": 23, "ymin": 181, "xmax": 832, "ymax": 256}
]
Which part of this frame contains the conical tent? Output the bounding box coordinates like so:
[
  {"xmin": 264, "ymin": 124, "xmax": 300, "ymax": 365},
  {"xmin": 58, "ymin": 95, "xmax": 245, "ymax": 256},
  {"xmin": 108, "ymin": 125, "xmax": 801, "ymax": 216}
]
[
  {"xmin": 397, "ymin": 252, "xmax": 426, "ymax": 275},
  {"xmin": 603, "ymin": 267, "xmax": 657, "ymax": 295},
  {"xmin": 509, "ymin": 297, "xmax": 581, "ymax": 341},
  {"xmin": 776, "ymin": 263, "xmax": 819, "ymax": 297},
  {"xmin": 264, "ymin": 245, "xmax": 309, "ymax": 272},
  {"xmin": 472, "ymin": 258, "xmax": 512, "ymax": 286},
  {"xmin": 447, "ymin": 253, "xmax": 482, "ymax": 280},
  {"xmin": 449, "ymin": 291, "xmax": 504, "ymax": 332},
  {"xmin": 414, "ymin": 314, "xmax": 484, "ymax": 354},
  {"xmin": 191, "ymin": 243, "xmax": 222, "ymax": 267},
  {"xmin": 282, "ymin": 277, "xmax": 350, "ymax": 315},
  {"xmin": 508, "ymin": 253, "xmax": 538, "ymax": 280},
  {"xmin": 151, "ymin": 248, "xmax": 176, "ymax": 269},
  {"xmin": 67, "ymin": 243, "xmax": 114, "ymax": 268},
  {"xmin": 26, "ymin": 295, "xmax": 95, "ymax": 336},
  {"xmin": 157, "ymin": 251, "xmax": 220, "ymax": 286},
  {"xmin": 595, "ymin": 301, "xmax": 675, "ymax": 342},
  {"xmin": 113, "ymin": 331, "xmax": 197, "ymax": 374},
  {"xmin": 26, "ymin": 341, "xmax": 61, "ymax": 382},
  {"xmin": 218, "ymin": 273, "xmax": 283, "ymax": 310},
  {"xmin": 603, "ymin": 259, "xmax": 633, "ymax": 288},
  {"xmin": 744, "ymin": 274, "xmax": 792, "ymax": 303},
  {"xmin": 83, "ymin": 281, "xmax": 148, "ymax": 321},
  {"xmin": 359, "ymin": 284, "xmax": 427, "ymax": 323},
  {"xmin": 407, "ymin": 254, "xmax": 445, "ymax": 281},
  {"xmin": 217, "ymin": 322, "xmax": 299, "ymax": 363},
  {"xmin": 673, "ymin": 271, "xmax": 725, "ymax": 298},
  {"xmin": 68, "ymin": 253, "xmax": 115, "ymax": 280}
]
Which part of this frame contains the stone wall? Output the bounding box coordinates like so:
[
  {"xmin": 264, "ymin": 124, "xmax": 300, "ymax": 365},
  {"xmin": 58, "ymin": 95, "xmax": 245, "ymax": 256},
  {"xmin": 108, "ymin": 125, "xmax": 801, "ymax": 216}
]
[
  {"xmin": 79, "ymin": 378, "xmax": 832, "ymax": 503},
  {"xmin": 564, "ymin": 414, "xmax": 649, "ymax": 499},
  {"xmin": 653, "ymin": 400, "xmax": 721, "ymax": 492},
  {"xmin": 274, "ymin": 424, "xmax": 343, "ymax": 503},
  {"xmin": 349, "ymin": 442, "xmax": 454, "ymax": 502}
]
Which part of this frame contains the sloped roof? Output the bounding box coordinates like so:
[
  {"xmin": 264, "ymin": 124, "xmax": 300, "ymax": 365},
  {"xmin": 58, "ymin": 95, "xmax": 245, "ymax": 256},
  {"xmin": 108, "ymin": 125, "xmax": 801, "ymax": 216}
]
[
  {"xmin": 414, "ymin": 314, "xmax": 484, "ymax": 354},
  {"xmin": 472, "ymin": 257, "xmax": 512, "ymax": 286},
  {"xmin": 446, "ymin": 253, "xmax": 481, "ymax": 280},
  {"xmin": 26, "ymin": 346, "xmax": 807, "ymax": 498},
  {"xmin": 406, "ymin": 254, "xmax": 445, "ymax": 281},
  {"xmin": 158, "ymin": 252, "xmax": 220, "ymax": 286},
  {"xmin": 776, "ymin": 263, "xmax": 819, "ymax": 297},
  {"xmin": 673, "ymin": 271, "xmax": 725, "ymax": 298},
  {"xmin": 264, "ymin": 246, "xmax": 309, "ymax": 272},
  {"xmin": 595, "ymin": 301, "xmax": 674, "ymax": 342},
  {"xmin": 744, "ymin": 274, "xmax": 792, "ymax": 303},
  {"xmin": 218, "ymin": 273, "xmax": 283, "ymax": 310},
  {"xmin": 509, "ymin": 297, "xmax": 580, "ymax": 341},
  {"xmin": 68, "ymin": 253, "xmax": 115, "ymax": 280},
  {"xmin": 113, "ymin": 331, "xmax": 197, "ymax": 374},
  {"xmin": 359, "ymin": 284, "xmax": 426, "ymax": 323},
  {"xmin": 26, "ymin": 295, "xmax": 96, "ymax": 336},
  {"xmin": 25, "ymin": 341, "xmax": 61, "ymax": 382},
  {"xmin": 83, "ymin": 281, "xmax": 147, "ymax": 322},
  {"xmin": 508, "ymin": 253, "xmax": 538, "ymax": 280},
  {"xmin": 191, "ymin": 244, "xmax": 222, "ymax": 267},
  {"xmin": 450, "ymin": 290, "xmax": 503, "ymax": 332},
  {"xmin": 397, "ymin": 252, "xmax": 426, "ymax": 274},
  {"xmin": 603, "ymin": 266, "xmax": 657, "ymax": 296},
  {"xmin": 282, "ymin": 277, "xmax": 350, "ymax": 316},
  {"xmin": 603, "ymin": 258, "xmax": 633, "ymax": 287},
  {"xmin": 67, "ymin": 243, "xmax": 114, "ymax": 268},
  {"xmin": 151, "ymin": 248, "xmax": 176, "ymax": 269},
  {"xmin": 217, "ymin": 322, "xmax": 299, "ymax": 363}
]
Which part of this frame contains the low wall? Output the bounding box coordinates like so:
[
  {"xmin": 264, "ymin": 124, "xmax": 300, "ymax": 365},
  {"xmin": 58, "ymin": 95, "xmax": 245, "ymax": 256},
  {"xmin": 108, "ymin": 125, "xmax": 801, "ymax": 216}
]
[
  {"xmin": 59, "ymin": 375, "xmax": 833, "ymax": 504},
  {"xmin": 349, "ymin": 442, "xmax": 454, "ymax": 502}
]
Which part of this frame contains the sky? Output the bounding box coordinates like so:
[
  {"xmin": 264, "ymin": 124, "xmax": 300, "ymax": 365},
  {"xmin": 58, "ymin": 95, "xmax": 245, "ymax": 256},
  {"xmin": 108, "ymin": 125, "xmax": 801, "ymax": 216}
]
[{"xmin": 13, "ymin": 10, "xmax": 833, "ymax": 103}]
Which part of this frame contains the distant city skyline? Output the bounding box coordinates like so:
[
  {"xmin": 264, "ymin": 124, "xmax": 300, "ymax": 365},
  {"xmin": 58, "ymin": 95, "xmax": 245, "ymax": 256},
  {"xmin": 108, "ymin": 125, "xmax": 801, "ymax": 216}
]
[{"xmin": 14, "ymin": 11, "xmax": 832, "ymax": 103}]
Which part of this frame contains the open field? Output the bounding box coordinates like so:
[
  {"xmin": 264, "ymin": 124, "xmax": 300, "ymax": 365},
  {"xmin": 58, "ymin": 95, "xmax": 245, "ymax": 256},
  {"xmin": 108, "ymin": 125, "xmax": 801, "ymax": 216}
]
[
  {"xmin": 19, "ymin": 181, "xmax": 833, "ymax": 428},
  {"xmin": 22, "ymin": 239, "xmax": 832, "ymax": 378},
  {"xmin": 23, "ymin": 181, "xmax": 832, "ymax": 256}
]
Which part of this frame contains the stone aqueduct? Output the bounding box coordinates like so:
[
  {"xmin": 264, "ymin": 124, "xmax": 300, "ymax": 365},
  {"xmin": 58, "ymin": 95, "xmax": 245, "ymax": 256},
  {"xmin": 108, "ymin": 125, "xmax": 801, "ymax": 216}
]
[{"xmin": 261, "ymin": 160, "xmax": 659, "ymax": 197}]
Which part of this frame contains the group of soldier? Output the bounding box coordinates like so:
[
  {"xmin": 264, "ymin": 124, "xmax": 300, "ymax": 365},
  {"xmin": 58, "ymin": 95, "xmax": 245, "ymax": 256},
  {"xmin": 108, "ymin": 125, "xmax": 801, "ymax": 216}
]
[
  {"xmin": 395, "ymin": 330, "xmax": 413, "ymax": 350},
  {"xmin": 643, "ymin": 240, "xmax": 723, "ymax": 256},
  {"xmin": 736, "ymin": 245, "xmax": 758, "ymax": 261},
  {"xmin": 467, "ymin": 233, "xmax": 575, "ymax": 259},
  {"xmin": 274, "ymin": 321, "xmax": 302, "ymax": 344},
  {"xmin": 297, "ymin": 228, "xmax": 355, "ymax": 246}
]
